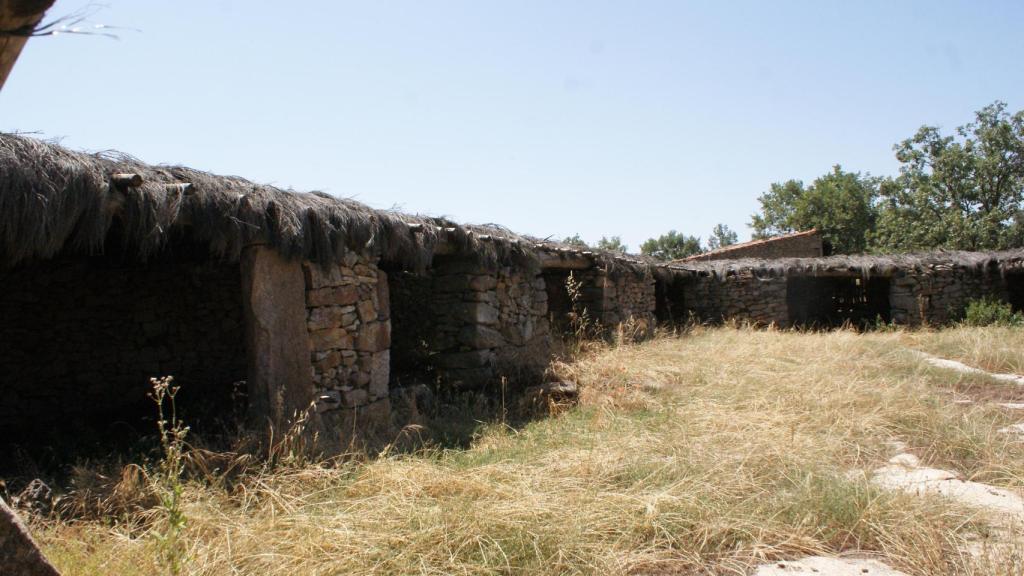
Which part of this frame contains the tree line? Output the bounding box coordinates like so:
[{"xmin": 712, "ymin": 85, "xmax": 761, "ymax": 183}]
[
  {"xmin": 567, "ymin": 101, "xmax": 1024, "ymax": 260},
  {"xmin": 562, "ymin": 224, "xmax": 738, "ymax": 261}
]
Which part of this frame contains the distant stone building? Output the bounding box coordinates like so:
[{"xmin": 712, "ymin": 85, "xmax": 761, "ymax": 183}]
[
  {"xmin": 681, "ymin": 229, "xmax": 824, "ymax": 262},
  {"xmin": 656, "ymin": 251, "xmax": 1024, "ymax": 328}
]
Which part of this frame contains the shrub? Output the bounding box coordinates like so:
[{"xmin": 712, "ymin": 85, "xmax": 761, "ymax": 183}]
[{"xmin": 962, "ymin": 296, "xmax": 1023, "ymax": 327}]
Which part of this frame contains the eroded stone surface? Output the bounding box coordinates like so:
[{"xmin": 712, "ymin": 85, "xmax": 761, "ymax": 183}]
[
  {"xmin": 873, "ymin": 454, "xmax": 1024, "ymax": 519},
  {"xmin": 917, "ymin": 352, "xmax": 1024, "ymax": 385}
]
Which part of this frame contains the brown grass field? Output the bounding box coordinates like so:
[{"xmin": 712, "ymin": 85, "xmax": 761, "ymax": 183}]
[{"xmin": 29, "ymin": 326, "xmax": 1024, "ymax": 575}]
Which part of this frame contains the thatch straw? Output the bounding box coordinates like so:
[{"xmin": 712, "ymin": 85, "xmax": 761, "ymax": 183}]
[
  {"xmin": 666, "ymin": 249, "xmax": 1024, "ymax": 280},
  {"xmin": 16, "ymin": 133, "xmax": 1012, "ymax": 282},
  {"xmin": 0, "ymin": 134, "xmax": 648, "ymax": 273}
]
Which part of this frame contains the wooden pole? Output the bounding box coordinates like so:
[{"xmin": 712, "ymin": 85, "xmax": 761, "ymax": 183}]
[
  {"xmin": 111, "ymin": 173, "xmax": 143, "ymax": 188},
  {"xmin": 166, "ymin": 182, "xmax": 193, "ymax": 195},
  {"xmin": 0, "ymin": 0, "xmax": 55, "ymax": 91}
]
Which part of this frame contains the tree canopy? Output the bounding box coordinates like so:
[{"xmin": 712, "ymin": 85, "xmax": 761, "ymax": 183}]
[
  {"xmin": 872, "ymin": 101, "xmax": 1024, "ymax": 252},
  {"xmin": 595, "ymin": 236, "xmax": 628, "ymax": 253},
  {"xmin": 562, "ymin": 234, "xmax": 588, "ymax": 248},
  {"xmin": 708, "ymin": 223, "xmax": 738, "ymax": 251},
  {"xmin": 748, "ymin": 101, "xmax": 1024, "ymax": 254},
  {"xmin": 640, "ymin": 230, "xmax": 702, "ymax": 261},
  {"xmin": 749, "ymin": 166, "xmax": 878, "ymax": 254}
]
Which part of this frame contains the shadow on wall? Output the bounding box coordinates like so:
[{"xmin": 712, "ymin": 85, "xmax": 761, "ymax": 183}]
[
  {"xmin": 541, "ymin": 269, "xmax": 574, "ymax": 337},
  {"xmin": 654, "ymin": 276, "xmax": 687, "ymax": 326},
  {"xmin": 386, "ymin": 254, "xmax": 553, "ymax": 386},
  {"xmin": 0, "ymin": 235, "xmax": 247, "ymax": 472},
  {"xmin": 386, "ymin": 268, "xmax": 439, "ymax": 389},
  {"xmin": 1009, "ymin": 271, "xmax": 1024, "ymax": 313}
]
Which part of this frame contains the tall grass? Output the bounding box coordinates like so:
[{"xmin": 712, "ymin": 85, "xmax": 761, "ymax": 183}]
[
  {"xmin": 33, "ymin": 327, "xmax": 1024, "ymax": 575},
  {"xmin": 897, "ymin": 325, "xmax": 1024, "ymax": 375}
]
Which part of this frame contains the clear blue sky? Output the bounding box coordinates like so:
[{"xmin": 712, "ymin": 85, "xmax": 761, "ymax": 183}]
[{"xmin": 3, "ymin": 1, "xmax": 1022, "ymax": 250}]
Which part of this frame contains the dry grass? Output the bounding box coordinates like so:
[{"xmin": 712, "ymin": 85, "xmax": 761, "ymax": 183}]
[
  {"xmin": 29, "ymin": 327, "xmax": 1024, "ymax": 575},
  {"xmin": 897, "ymin": 326, "xmax": 1024, "ymax": 375}
]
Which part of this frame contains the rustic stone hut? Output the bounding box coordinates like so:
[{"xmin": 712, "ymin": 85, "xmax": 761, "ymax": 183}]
[
  {"xmin": 0, "ymin": 134, "xmax": 656, "ymax": 455},
  {"xmin": 5, "ymin": 133, "xmax": 1020, "ymax": 457}
]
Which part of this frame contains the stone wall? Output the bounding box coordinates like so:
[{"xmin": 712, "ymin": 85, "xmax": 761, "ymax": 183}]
[
  {"xmin": 389, "ymin": 256, "xmax": 551, "ymax": 390},
  {"xmin": 544, "ymin": 267, "xmax": 656, "ymax": 337},
  {"xmin": 681, "ymin": 271, "xmax": 789, "ymax": 326},
  {"xmin": 675, "ymin": 262, "xmax": 1011, "ymax": 328},
  {"xmin": 889, "ymin": 264, "xmax": 1005, "ymax": 325},
  {"xmin": 303, "ymin": 252, "xmax": 391, "ymax": 417},
  {"xmin": 600, "ymin": 269, "xmax": 658, "ymax": 335},
  {"xmin": 0, "ymin": 253, "xmax": 246, "ymax": 442},
  {"xmin": 541, "ymin": 268, "xmax": 603, "ymax": 337}
]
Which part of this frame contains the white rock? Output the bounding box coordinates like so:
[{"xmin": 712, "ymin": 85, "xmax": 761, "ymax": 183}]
[
  {"xmin": 873, "ymin": 458, "xmax": 1024, "ymax": 518},
  {"xmin": 884, "ymin": 439, "xmax": 909, "ymax": 453},
  {"xmin": 887, "ymin": 453, "xmax": 920, "ymax": 467},
  {"xmin": 997, "ymin": 423, "xmax": 1024, "ymax": 436},
  {"xmin": 916, "ymin": 352, "xmax": 1024, "ymax": 385},
  {"xmin": 752, "ymin": 556, "xmax": 909, "ymax": 575}
]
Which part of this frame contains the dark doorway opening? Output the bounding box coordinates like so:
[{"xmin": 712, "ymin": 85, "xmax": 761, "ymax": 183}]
[
  {"xmin": 1008, "ymin": 271, "xmax": 1024, "ymax": 313},
  {"xmin": 385, "ymin": 268, "xmax": 441, "ymax": 388},
  {"xmin": 0, "ymin": 241, "xmax": 247, "ymax": 471},
  {"xmin": 655, "ymin": 277, "xmax": 687, "ymax": 325},
  {"xmin": 787, "ymin": 275, "xmax": 891, "ymax": 328},
  {"xmin": 541, "ymin": 269, "xmax": 573, "ymax": 336}
]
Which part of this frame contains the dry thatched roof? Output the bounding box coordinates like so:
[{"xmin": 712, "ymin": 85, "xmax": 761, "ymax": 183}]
[
  {"xmin": 0, "ymin": 133, "xmax": 647, "ymax": 273},
  {"xmin": 666, "ymin": 249, "xmax": 1024, "ymax": 279}
]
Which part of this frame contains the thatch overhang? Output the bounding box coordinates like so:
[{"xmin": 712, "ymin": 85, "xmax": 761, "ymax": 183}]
[
  {"xmin": 662, "ymin": 250, "xmax": 1024, "ymax": 281},
  {"xmin": 0, "ymin": 134, "xmax": 649, "ymax": 275}
]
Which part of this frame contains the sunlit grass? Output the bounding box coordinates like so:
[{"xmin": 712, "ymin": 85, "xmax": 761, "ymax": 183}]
[
  {"xmin": 31, "ymin": 326, "xmax": 1024, "ymax": 575},
  {"xmin": 898, "ymin": 326, "xmax": 1024, "ymax": 375}
]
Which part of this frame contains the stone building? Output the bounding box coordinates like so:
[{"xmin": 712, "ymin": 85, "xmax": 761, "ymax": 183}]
[
  {"xmin": 681, "ymin": 229, "xmax": 824, "ymax": 262},
  {"xmin": 658, "ymin": 251, "xmax": 1024, "ymax": 328},
  {"xmin": 0, "ymin": 134, "xmax": 656, "ymax": 456},
  {"xmin": 2, "ymin": 133, "xmax": 1023, "ymax": 459}
]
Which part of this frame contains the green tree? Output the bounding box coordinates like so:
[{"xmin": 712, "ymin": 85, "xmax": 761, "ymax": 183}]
[
  {"xmin": 562, "ymin": 234, "xmax": 588, "ymax": 248},
  {"xmin": 708, "ymin": 223, "xmax": 738, "ymax": 250},
  {"xmin": 873, "ymin": 101, "xmax": 1024, "ymax": 252},
  {"xmin": 640, "ymin": 230, "xmax": 703, "ymax": 261},
  {"xmin": 596, "ymin": 236, "xmax": 628, "ymax": 253},
  {"xmin": 749, "ymin": 166, "xmax": 878, "ymax": 254}
]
